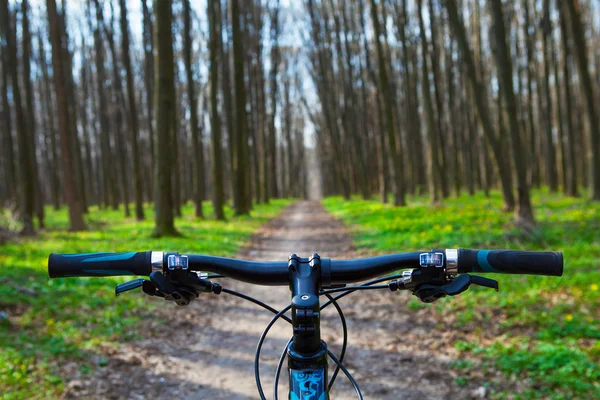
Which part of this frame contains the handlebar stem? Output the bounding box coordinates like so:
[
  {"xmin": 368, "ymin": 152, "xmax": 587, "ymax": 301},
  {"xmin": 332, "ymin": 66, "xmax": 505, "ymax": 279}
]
[
  {"xmin": 287, "ymin": 253, "xmax": 329, "ymax": 396},
  {"xmin": 288, "ymin": 253, "xmax": 322, "ymax": 356}
]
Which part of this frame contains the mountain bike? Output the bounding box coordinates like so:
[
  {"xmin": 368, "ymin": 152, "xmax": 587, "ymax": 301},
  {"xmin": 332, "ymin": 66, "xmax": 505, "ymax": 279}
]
[{"xmin": 48, "ymin": 248, "xmax": 563, "ymax": 399}]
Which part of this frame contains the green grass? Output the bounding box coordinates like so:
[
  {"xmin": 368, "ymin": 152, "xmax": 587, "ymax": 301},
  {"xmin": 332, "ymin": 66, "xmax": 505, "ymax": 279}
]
[
  {"xmin": 323, "ymin": 189, "xmax": 600, "ymax": 399},
  {"xmin": 0, "ymin": 199, "xmax": 293, "ymax": 399}
]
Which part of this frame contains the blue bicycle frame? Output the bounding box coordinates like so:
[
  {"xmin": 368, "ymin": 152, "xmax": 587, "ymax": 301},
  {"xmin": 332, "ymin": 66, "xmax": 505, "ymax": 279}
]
[{"xmin": 289, "ymin": 367, "xmax": 327, "ymax": 400}]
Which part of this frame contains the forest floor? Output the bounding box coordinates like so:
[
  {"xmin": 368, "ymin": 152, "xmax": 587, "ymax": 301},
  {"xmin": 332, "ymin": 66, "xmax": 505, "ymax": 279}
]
[
  {"xmin": 58, "ymin": 201, "xmax": 489, "ymax": 400},
  {"xmin": 323, "ymin": 191, "xmax": 600, "ymax": 399}
]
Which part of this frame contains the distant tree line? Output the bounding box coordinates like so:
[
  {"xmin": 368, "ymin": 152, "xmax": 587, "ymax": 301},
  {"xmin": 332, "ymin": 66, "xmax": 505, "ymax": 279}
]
[
  {"xmin": 304, "ymin": 0, "xmax": 599, "ymax": 227},
  {"xmin": 0, "ymin": 0, "xmax": 307, "ymax": 236},
  {"xmin": 0, "ymin": 0, "xmax": 599, "ymax": 234}
]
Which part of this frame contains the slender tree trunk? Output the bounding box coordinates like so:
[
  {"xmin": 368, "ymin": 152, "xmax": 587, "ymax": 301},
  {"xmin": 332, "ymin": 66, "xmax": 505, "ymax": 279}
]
[
  {"xmin": 428, "ymin": 0, "xmax": 450, "ymax": 198},
  {"xmin": 0, "ymin": 0, "xmax": 35, "ymax": 234},
  {"xmin": 559, "ymin": 0, "xmax": 578, "ymax": 197},
  {"xmin": 142, "ymin": 0, "xmax": 155, "ymax": 196},
  {"xmin": 38, "ymin": 33, "xmax": 61, "ymax": 210},
  {"xmin": 22, "ymin": 0, "xmax": 45, "ymax": 228},
  {"xmin": 418, "ymin": 0, "xmax": 443, "ymax": 204},
  {"xmin": 523, "ymin": 0, "xmax": 539, "ymax": 187},
  {"xmin": 540, "ymin": 0, "xmax": 558, "ymax": 192},
  {"xmin": 565, "ymin": 0, "xmax": 600, "ymax": 200},
  {"xmin": 208, "ymin": 0, "xmax": 225, "ymax": 220},
  {"xmin": 120, "ymin": 0, "xmax": 145, "ymax": 220},
  {"xmin": 153, "ymin": 0, "xmax": 177, "ymax": 235},
  {"xmin": 268, "ymin": 1, "xmax": 280, "ymax": 199},
  {"xmin": 370, "ymin": 0, "xmax": 405, "ymax": 206},
  {"xmin": 78, "ymin": 38, "xmax": 96, "ymax": 207},
  {"xmin": 103, "ymin": 4, "xmax": 130, "ymax": 217},
  {"xmin": 489, "ymin": 1, "xmax": 535, "ymax": 227},
  {"xmin": 46, "ymin": 0, "xmax": 86, "ymax": 231},
  {"xmin": 171, "ymin": 67, "xmax": 182, "ymax": 218},
  {"xmin": 0, "ymin": 9, "xmax": 16, "ymax": 204},
  {"xmin": 183, "ymin": 0, "xmax": 204, "ymax": 218},
  {"xmin": 232, "ymin": 0, "xmax": 251, "ymax": 215}
]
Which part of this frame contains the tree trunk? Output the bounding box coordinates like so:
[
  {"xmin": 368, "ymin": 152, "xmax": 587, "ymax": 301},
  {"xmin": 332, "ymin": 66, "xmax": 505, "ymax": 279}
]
[
  {"xmin": 559, "ymin": 0, "xmax": 578, "ymax": 197},
  {"xmin": 120, "ymin": 0, "xmax": 145, "ymax": 220},
  {"xmin": 46, "ymin": 0, "xmax": 86, "ymax": 231},
  {"xmin": 183, "ymin": 0, "xmax": 204, "ymax": 218},
  {"xmin": 103, "ymin": 2, "xmax": 130, "ymax": 217},
  {"xmin": 369, "ymin": 0, "xmax": 405, "ymax": 206},
  {"xmin": 232, "ymin": 0, "xmax": 251, "ymax": 215},
  {"xmin": 0, "ymin": 0, "xmax": 35, "ymax": 234},
  {"xmin": 489, "ymin": 0, "xmax": 535, "ymax": 227},
  {"xmin": 208, "ymin": 0, "xmax": 225, "ymax": 220},
  {"xmin": 268, "ymin": 1, "xmax": 280, "ymax": 199},
  {"xmin": 523, "ymin": 0, "xmax": 539, "ymax": 188},
  {"xmin": 142, "ymin": 0, "xmax": 155, "ymax": 196},
  {"xmin": 22, "ymin": 0, "xmax": 45, "ymax": 228},
  {"xmin": 38, "ymin": 32, "xmax": 62, "ymax": 210},
  {"xmin": 428, "ymin": 0, "xmax": 450, "ymax": 198},
  {"xmin": 565, "ymin": 0, "xmax": 600, "ymax": 200},
  {"xmin": 540, "ymin": 0, "xmax": 558, "ymax": 192},
  {"xmin": 0, "ymin": 9, "xmax": 16, "ymax": 204},
  {"xmin": 418, "ymin": 0, "xmax": 443, "ymax": 204},
  {"xmin": 153, "ymin": 0, "xmax": 177, "ymax": 235}
]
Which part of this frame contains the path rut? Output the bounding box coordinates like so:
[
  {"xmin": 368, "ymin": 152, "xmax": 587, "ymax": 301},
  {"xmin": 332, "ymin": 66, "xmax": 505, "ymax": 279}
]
[{"xmin": 62, "ymin": 201, "xmax": 482, "ymax": 399}]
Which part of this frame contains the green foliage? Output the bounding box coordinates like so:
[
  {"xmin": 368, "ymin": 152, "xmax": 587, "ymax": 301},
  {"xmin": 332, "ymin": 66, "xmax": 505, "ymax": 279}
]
[
  {"xmin": 0, "ymin": 200, "xmax": 292, "ymax": 399},
  {"xmin": 323, "ymin": 190, "xmax": 600, "ymax": 399}
]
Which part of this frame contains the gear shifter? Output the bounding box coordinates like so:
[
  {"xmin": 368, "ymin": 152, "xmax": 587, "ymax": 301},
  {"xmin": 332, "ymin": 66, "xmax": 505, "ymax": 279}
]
[{"xmin": 413, "ymin": 274, "xmax": 498, "ymax": 303}]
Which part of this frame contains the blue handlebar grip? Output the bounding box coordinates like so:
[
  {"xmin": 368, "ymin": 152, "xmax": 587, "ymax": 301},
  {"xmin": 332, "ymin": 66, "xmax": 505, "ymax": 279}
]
[
  {"xmin": 456, "ymin": 249, "xmax": 563, "ymax": 276},
  {"xmin": 48, "ymin": 251, "xmax": 153, "ymax": 278}
]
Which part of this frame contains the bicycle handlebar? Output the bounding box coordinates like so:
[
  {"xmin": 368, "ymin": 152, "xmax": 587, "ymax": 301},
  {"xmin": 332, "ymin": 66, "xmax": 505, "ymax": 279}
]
[
  {"xmin": 455, "ymin": 249, "xmax": 563, "ymax": 276},
  {"xmin": 48, "ymin": 251, "xmax": 153, "ymax": 278},
  {"xmin": 48, "ymin": 248, "xmax": 563, "ymax": 283}
]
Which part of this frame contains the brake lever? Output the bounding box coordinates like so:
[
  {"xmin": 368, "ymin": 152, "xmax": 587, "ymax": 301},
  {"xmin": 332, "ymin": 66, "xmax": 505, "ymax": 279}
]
[
  {"xmin": 115, "ymin": 279, "xmax": 145, "ymax": 296},
  {"xmin": 413, "ymin": 274, "xmax": 498, "ymax": 303},
  {"xmin": 136, "ymin": 270, "xmax": 222, "ymax": 306}
]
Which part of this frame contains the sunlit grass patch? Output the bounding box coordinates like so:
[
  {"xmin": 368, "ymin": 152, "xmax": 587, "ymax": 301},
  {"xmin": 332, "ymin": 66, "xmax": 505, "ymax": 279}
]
[
  {"xmin": 0, "ymin": 199, "xmax": 292, "ymax": 399},
  {"xmin": 323, "ymin": 190, "xmax": 600, "ymax": 399}
]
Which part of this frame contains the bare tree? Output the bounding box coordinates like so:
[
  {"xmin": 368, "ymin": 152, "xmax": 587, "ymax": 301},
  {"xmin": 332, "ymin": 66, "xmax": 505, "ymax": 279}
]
[
  {"xmin": 489, "ymin": 1, "xmax": 535, "ymax": 227},
  {"xmin": 1, "ymin": 0, "xmax": 35, "ymax": 234},
  {"xmin": 369, "ymin": 0, "xmax": 405, "ymax": 206},
  {"xmin": 120, "ymin": 0, "xmax": 145, "ymax": 220},
  {"xmin": 46, "ymin": 0, "xmax": 86, "ymax": 231},
  {"xmin": 208, "ymin": 0, "xmax": 225, "ymax": 220},
  {"xmin": 564, "ymin": 0, "xmax": 600, "ymax": 200},
  {"xmin": 153, "ymin": 0, "xmax": 177, "ymax": 235},
  {"xmin": 183, "ymin": 0, "xmax": 205, "ymax": 218}
]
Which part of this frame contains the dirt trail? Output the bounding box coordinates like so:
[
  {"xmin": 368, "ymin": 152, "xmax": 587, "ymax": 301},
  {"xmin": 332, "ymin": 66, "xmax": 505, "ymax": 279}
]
[{"xmin": 63, "ymin": 201, "xmax": 483, "ymax": 399}]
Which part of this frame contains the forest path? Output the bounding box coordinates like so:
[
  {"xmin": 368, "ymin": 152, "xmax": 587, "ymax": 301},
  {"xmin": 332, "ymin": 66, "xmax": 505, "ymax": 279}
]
[{"xmin": 63, "ymin": 201, "xmax": 479, "ymax": 399}]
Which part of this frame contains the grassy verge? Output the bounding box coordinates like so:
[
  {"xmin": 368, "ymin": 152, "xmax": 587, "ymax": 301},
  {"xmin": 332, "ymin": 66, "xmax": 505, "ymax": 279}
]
[
  {"xmin": 323, "ymin": 190, "xmax": 600, "ymax": 399},
  {"xmin": 0, "ymin": 199, "xmax": 293, "ymax": 399}
]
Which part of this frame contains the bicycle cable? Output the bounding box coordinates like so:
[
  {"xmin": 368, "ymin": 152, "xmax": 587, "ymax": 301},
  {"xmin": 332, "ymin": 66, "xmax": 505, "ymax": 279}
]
[
  {"xmin": 327, "ymin": 349, "xmax": 363, "ymax": 399},
  {"xmin": 320, "ymin": 272, "xmax": 406, "ymax": 311},
  {"xmin": 324, "ymin": 293, "xmax": 348, "ymax": 391},
  {"xmin": 255, "ymin": 304, "xmax": 292, "ymax": 400},
  {"xmin": 320, "ymin": 284, "xmax": 389, "ymax": 295},
  {"xmin": 221, "ymin": 288, "xmax": 292, "ymax": 324},
  {"xmin": 273, "ymin": 337, "xmax": 292, "ymax": 400}
]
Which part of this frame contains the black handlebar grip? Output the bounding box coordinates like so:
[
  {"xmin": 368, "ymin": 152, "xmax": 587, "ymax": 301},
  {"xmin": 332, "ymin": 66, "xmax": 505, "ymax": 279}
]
[
  {"xmin": 457, "ymin": 248, "xmax": 563, "ymax": 276},
  {"xmin": 48, "ymin": 251, "xmax": 153, "ymax": 278}
]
